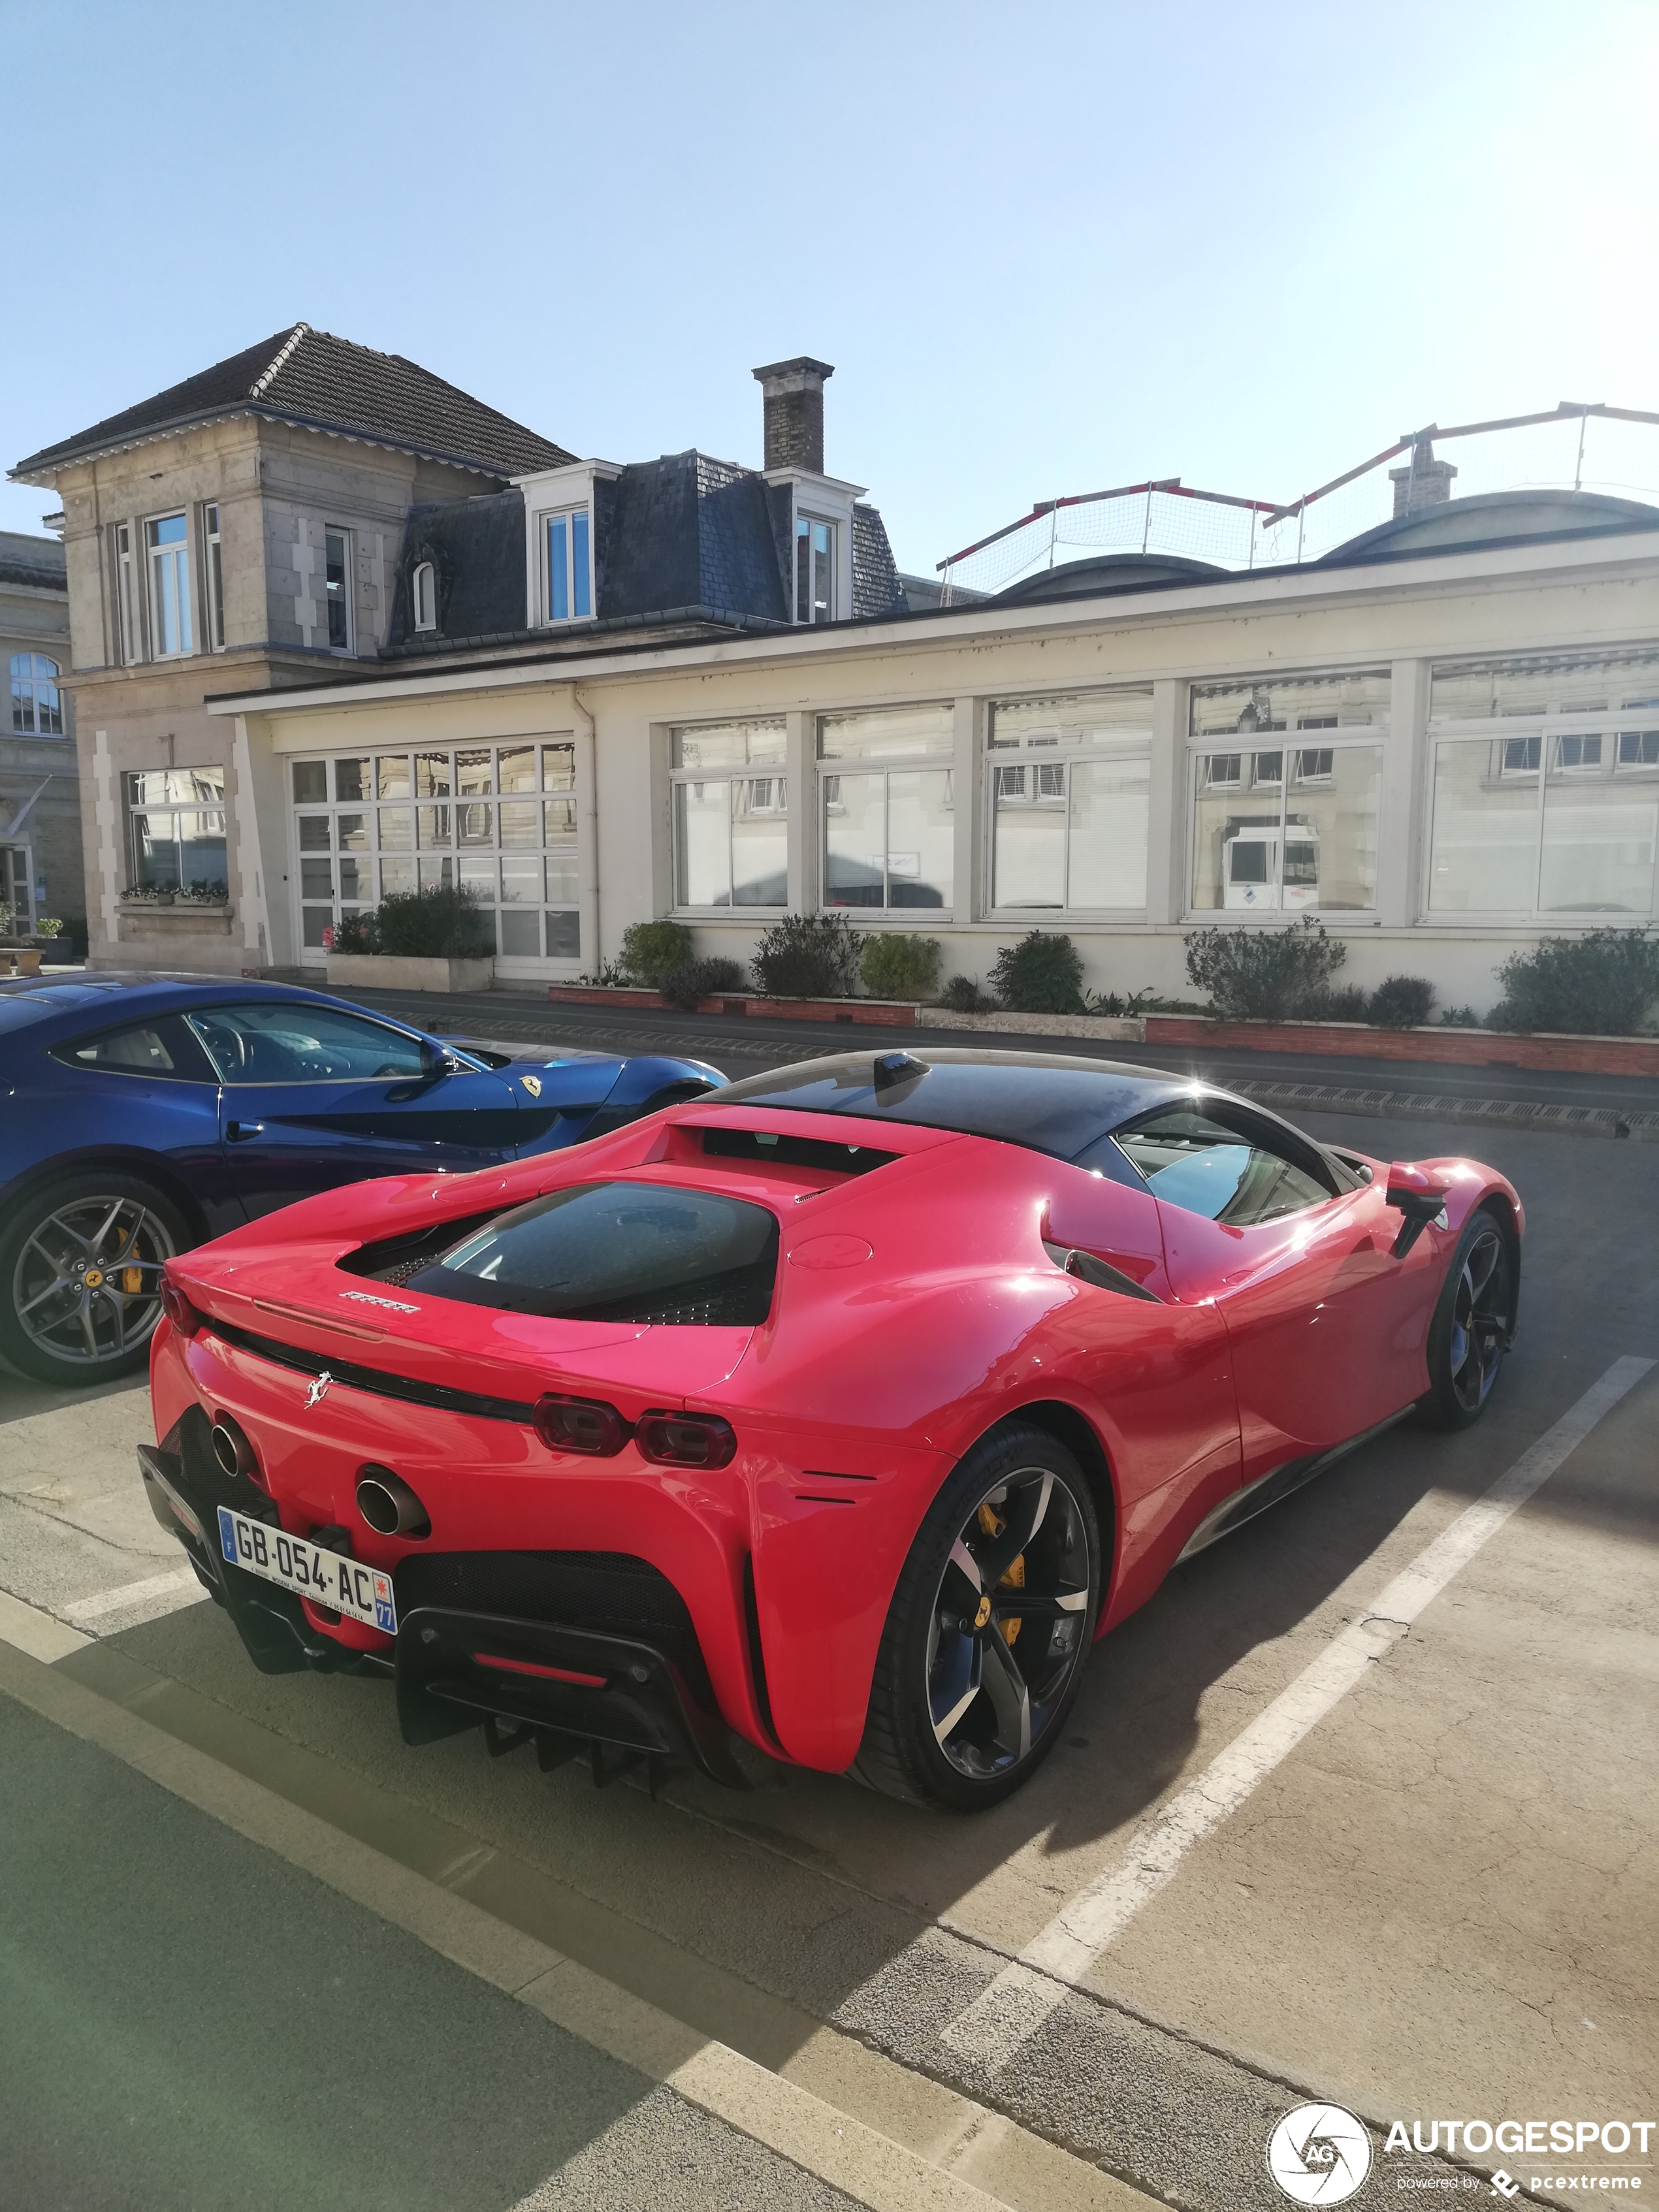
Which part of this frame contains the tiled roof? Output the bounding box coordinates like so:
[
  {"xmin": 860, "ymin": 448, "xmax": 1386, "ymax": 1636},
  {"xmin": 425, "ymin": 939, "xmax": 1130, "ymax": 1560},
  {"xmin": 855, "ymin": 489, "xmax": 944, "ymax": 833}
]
[
  {"xmin": 11, "ymin": 323, "xmax": 573, "ymax": 481},
  {"xmin": 0, "ymin": 530, "xmax": 68, "ymax": 592}
]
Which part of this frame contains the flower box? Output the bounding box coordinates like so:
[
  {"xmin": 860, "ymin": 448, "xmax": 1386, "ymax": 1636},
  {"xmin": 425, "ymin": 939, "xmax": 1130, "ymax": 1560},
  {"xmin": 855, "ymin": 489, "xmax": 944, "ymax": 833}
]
[
  {"xmin": 327, "ymin": 953, "xmax": 495, "ymax": 993},
  {"xmin": 547, "ymin": 984, "xmax": 918, "ymax": 1024}
]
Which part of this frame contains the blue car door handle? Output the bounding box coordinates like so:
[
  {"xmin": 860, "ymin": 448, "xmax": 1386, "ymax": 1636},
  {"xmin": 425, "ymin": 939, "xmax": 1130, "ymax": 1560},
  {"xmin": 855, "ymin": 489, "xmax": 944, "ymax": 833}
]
[{"xmin": 225, "ymin": 1120, "xmax": 266, "ymax": 1142}]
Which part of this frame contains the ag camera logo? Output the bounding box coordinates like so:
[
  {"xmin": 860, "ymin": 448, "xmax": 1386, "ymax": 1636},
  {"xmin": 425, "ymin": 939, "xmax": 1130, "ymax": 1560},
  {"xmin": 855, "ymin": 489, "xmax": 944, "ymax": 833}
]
[{"xmin": 1267, "ymin": 2103, "xmax": 1374, "ymax": 2204}]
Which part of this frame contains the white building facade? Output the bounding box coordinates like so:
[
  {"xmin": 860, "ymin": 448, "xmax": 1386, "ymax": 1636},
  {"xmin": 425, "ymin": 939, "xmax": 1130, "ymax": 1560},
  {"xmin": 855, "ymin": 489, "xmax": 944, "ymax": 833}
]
[{"xmin": 209, "ymin": 512, "xmax": 1659, "ymax": 1018}]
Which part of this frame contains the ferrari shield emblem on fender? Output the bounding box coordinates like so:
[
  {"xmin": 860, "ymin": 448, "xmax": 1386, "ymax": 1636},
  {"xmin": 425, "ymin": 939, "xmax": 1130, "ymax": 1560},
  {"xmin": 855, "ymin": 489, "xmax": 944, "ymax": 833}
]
[{"xmin": 520, "ymin": 1073, "xmax": 542, "ymax": 1098}]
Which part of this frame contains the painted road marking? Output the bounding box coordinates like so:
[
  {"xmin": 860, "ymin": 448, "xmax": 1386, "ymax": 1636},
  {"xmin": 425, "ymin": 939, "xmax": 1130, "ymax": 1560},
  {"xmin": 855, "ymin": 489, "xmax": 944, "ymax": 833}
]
[
  {"xmin": 942, "ymin": 1354, "xmax": 1655, "ymax": 2068},
  {"xmin": 62, "ymin": 1565, "xmax": 206, "ymax": 1623}
]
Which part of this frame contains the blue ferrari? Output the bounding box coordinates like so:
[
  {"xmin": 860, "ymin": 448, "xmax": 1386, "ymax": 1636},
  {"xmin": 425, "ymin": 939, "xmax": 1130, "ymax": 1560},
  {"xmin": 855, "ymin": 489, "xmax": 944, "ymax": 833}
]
[{"xmin": 0, "ymin": 976, "xmax": 723, "ymax": 1387}]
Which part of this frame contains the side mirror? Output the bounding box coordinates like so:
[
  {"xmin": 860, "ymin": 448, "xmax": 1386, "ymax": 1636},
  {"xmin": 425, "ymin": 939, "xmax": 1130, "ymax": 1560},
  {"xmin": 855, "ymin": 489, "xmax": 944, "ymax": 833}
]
[
  {"xmin": 1385, "ymin": 1161, "xmax": 1451, "ymax": 1257},
  {"xmin": 419, "ymin": 1039, "xmax": 463, "ymax": 1079}
]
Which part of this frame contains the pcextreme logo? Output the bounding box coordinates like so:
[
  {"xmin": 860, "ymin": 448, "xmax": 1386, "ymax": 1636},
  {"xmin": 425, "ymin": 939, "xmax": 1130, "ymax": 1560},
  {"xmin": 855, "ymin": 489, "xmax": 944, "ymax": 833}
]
[{"xmin": 1267, "ymin": 2104, "xmax": 1373, "ymax": 2204}]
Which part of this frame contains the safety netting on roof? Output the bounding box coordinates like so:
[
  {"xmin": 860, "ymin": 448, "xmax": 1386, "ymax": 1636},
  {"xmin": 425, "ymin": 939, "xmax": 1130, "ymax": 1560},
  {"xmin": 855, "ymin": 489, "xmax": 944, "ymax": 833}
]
[{"xmin": 937, "ymin": 404, "xmax": 1659, "ymax": 600}]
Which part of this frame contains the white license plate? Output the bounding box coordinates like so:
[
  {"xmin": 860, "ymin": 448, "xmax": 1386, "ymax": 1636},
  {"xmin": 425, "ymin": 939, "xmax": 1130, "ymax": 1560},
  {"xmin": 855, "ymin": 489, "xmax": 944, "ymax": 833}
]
[{"xmin": 216, "ymin": 1505, "xmax": 396, "ymax": 1634}]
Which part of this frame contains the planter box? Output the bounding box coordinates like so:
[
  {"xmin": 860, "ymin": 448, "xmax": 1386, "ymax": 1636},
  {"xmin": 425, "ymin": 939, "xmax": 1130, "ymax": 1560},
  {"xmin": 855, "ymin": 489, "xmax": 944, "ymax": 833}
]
[
  {"xmin": 547, "ymin": 985, "xmax": 918, "ymax": 1025},
  {"xmin": 1143, "ymin": 1014, "xmax": 1659, "ymax": 1080},
  {"xmin": 327, "ymin": 953, "xmax": 495, "ymax": 993},
  {"xmin": 926, "ymin": 1009, "xmax": 1147, "ymax": 1042}
]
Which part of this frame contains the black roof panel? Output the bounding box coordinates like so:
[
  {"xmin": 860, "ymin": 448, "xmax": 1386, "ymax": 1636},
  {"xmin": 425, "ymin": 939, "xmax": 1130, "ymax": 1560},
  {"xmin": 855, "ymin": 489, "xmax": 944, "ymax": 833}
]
[{"xmin": 713, "ymin": 1049, "xmax": 1201, "ymax": 1162}]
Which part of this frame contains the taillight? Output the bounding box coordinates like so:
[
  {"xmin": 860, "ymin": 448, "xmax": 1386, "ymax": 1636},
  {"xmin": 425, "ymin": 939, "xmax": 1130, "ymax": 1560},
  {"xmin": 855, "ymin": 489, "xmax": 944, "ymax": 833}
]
[
  {"xmin": 160, "ymin": 1277, "xmax": 202, "ymax": 1337},
  {"xmin": 532, "ymin": 1392, "xmax": 632, "ymax": 1456},
  {"xmin": 636, "ymin": 1411, "xmax": 737, "ymax": 1469}
]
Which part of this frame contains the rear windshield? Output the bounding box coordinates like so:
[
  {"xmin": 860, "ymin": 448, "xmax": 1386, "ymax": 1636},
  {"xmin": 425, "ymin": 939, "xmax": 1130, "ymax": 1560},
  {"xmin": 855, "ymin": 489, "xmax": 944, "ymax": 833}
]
[{"xmin": 406, "ymin": 1181, "xmax": 779, "ymax": 1325}]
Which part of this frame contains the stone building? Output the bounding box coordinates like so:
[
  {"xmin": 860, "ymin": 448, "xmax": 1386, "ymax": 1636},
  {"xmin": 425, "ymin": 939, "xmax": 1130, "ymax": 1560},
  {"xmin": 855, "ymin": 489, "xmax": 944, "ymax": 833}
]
[{"xmin": 0, "ymin": 530, "xmax": 80, "ymax": 940}]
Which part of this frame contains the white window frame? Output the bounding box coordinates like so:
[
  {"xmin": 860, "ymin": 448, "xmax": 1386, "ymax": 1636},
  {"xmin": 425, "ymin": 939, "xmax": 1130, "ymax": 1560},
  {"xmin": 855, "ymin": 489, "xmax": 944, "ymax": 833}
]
[
  {"xmin": 0, "ymin": 841, "xmax": 35, "ymax": 935},
  {"xmin": 411, "ymin": 561, "xmax": 437, "ymax": 633},
  {"xmin": 1423, "ymin": 703, "xmax": 1659, "ymax": 922},
  {"xmin": 9, "ymin": 653, "xmax": 63, "ymax": 737},
  {"xmin": 817, "ymin": 704, "xmax": 956, "ymax": 917},
  {"xmin": 324, "ymin": 526, "xmax": 353, "ymax": 654},
  {"xmin": 538, "ymin": 505, "xmax": 593, "ymax": 624},
  {"xmin": 114, "ymin": 522, "xmax": 138, "ymax": 663},
  {"xmin": 202, "ymin": 504, "xmax": 225, "ymax": 650},
  {"xmin": 795, "ymin": 513, "xmax": 837, "ymax": 624},
  {"xmin": 1186, "ymin": 736, "xmax": 1385, "ymax": 920},
  {"xmin": 145, "ymin": 511, "xmax": 193, "ymax": 658},
  {"xmin": 669, "ymin": 721, "xmax": 789, "ymax": 914},
  {"xmin": 984, "ymin": 690, "xmax": 1154, "ymax": 918}
]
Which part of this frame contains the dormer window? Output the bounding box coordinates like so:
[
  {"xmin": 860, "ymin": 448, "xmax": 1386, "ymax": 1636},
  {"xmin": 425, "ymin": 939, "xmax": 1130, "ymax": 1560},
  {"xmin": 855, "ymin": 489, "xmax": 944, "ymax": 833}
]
[
  {"xmin": 411, "ymin": 561, "xmax": 436, "ymax": 633},
  {"xmin": 796, "ymin": 516, "xmax": 835, "ymax": 624},
  {"xmin": 543, "ymin": 507, "xmax": 592, "ymax": 622}
]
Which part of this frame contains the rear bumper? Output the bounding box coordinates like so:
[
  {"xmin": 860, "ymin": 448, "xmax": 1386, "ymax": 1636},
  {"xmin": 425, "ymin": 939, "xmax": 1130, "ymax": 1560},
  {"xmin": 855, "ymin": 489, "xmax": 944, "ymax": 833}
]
[{"xmin": 139, "ymin": 1427, "xmax": 745, "ymax": 1784}]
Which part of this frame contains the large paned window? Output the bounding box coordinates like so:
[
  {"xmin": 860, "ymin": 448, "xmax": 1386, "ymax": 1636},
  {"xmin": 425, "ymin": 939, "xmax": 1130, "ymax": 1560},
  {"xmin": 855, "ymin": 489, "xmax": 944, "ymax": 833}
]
[
  {"xmin": 10, "ymin": 654, "xmax": 63, "ymax": 736},
  {"xmin": 325, "ymin": 528, "xmax": 351, "ymax": 650},
  {"xmin": 671, "ymin": 720, "xmax": 788, "ymax": 908},
  {"xmin": 203, "ymin": 504, "xmax": 225, "ymax": 650},
  {"xmin": 125, "ymin": 768, "xmax": 227, "ymax": 892},
  {"xmin": 1426, "ymin": 654, "xmax": 1659, "ymax": 916},
  {"xmin": 820, "ymin": 703, "xmax": 953, "ymax": 909},
  {"xmin": 543, "ymin": 508, "xmax": 592, "ymax": 622},
  {"xmin": 289, "ymin": 743, "xmax": 581, "ymax": 959},
  {"xmin": 988, "ymin": 688, "xmax": 1152, "ymax": 910},
  {"xmin": 1189, "ymin": 671, "xmax": 1387, "ymax": 914},
  {"xmin": 146, "ymin": 514, "xmax": 192, "ymax": 656},
  {"xmin": 796, "ymin": 517, "xmax": 835, "ymax": 624}
]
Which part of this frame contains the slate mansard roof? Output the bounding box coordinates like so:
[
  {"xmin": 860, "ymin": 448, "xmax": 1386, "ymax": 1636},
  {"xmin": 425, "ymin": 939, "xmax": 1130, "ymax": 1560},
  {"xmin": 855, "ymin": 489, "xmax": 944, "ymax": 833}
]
[
  {"xmin": 11, "ymin": 323, "xmax": 574, "ymax": 484},
  {"xmin": 384, "ymin": 451, "xmax": 907, "ymax": 654}
]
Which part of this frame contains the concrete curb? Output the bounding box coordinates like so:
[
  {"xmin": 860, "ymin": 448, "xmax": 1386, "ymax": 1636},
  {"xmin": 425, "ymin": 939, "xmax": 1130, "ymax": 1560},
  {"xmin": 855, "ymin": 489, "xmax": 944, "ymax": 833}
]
[{"xmin": 1234, "ymin": 1078, "xmax": 1659, "ymax": 1142}]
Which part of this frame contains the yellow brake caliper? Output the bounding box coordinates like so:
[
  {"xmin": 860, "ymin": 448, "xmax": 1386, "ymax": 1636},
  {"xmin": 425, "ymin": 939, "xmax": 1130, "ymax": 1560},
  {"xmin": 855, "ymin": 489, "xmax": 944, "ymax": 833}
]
[{"xmin": 976, "ymin": 1503, "xmax": 1025, "ymax": 1646}]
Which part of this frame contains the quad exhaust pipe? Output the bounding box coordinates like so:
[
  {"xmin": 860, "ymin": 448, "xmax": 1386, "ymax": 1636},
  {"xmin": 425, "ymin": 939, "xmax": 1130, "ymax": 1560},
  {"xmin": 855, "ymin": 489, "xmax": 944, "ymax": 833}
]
[{"xmin": 355, "ymin": 1466, "xmax": 432, "ymax": 1539}]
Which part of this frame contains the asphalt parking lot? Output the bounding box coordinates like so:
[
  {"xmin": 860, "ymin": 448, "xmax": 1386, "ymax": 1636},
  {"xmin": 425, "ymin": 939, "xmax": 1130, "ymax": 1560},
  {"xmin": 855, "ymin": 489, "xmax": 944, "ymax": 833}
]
[{"xmin": 1, "ymin": 1039, "xmax": 1654, "ymax": 2209}]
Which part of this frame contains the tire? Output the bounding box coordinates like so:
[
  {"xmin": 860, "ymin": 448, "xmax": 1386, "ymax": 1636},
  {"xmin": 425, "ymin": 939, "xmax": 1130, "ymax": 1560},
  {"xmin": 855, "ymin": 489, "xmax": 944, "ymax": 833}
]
[
  {"xmin": 852, "ymin": 1422, "xmax": 1102, "ymax": 1811},
  {"xmin": 0, "ymin": 1174, "xmax": 192, "ymax": 1387},
  {"xmin": 1417, "ymin": 1203, "xmax": 1515, "ymax": 1431}
]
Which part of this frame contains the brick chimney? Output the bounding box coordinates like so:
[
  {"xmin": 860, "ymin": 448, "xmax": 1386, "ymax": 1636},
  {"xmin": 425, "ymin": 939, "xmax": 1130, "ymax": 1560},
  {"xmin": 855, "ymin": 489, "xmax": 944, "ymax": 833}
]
[
  {"xmin": 753, "ymin": 357, "xmax": 834, "ymax": 474},
  {"xmin": 1389, "ymin": 437, "xmax": 1458, "ymax": 518}
]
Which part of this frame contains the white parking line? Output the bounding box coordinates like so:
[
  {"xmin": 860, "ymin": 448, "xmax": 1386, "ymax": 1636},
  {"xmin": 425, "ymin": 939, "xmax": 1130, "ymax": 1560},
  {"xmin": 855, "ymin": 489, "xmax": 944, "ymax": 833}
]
[
  {"xmin": 942, "ymin": 1354, "xmax": 1654, "ymax": 2068},
  {"xmin": 61, "ymin": 1565, "xmax": 206, "ymax": 1623}
]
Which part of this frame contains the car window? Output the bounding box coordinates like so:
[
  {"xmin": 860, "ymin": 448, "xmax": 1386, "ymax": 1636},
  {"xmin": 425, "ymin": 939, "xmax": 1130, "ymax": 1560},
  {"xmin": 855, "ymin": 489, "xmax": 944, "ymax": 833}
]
[
  {"xmin": 406, "ymin": 1181, "xmax": 779, "ymax": 1324},
  {"xmin": 1114, "ymin": 1108, "xmax": 1332, "ymax": 1226},
  {"xmin": 184, "ymin": 1002, "xmax": 428, "ymax": 1085},
  {"xmin": 50, "ymin": 1014, "xmax": 218, "ymax": 1083}
]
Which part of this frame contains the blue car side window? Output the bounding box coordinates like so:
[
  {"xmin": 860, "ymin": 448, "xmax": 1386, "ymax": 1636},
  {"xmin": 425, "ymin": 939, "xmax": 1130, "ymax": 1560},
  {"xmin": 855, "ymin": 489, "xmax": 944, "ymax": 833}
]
[
  {"xmin": 50, "ymin": 1015, "xmax": 218, "ymax": 1084},
  {"xmin": 185, "ymin": 1004, "xmax": 427, "ymax": 1084}
]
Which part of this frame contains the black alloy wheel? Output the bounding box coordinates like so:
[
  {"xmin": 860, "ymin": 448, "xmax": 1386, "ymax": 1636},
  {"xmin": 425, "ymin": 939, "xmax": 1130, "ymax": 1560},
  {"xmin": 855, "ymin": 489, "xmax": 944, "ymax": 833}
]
[
  {"xmin": 1419, "ymin": 1206, "xmax": 1515, "ymax": 1430},
  {"xmin": 0, "ymin": 1175, "xmax": 190, "ymax": 1386},
  {"xmin": 854, "ymin": 1424, "xmax": 1101, "ymax": 1810}
]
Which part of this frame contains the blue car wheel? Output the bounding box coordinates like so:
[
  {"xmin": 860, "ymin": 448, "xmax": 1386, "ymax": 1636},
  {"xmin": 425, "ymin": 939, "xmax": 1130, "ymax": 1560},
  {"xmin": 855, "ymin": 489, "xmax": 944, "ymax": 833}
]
[{"xmin": 0, "ymin": 1172, "xmax": 189, "ymax": 1385}]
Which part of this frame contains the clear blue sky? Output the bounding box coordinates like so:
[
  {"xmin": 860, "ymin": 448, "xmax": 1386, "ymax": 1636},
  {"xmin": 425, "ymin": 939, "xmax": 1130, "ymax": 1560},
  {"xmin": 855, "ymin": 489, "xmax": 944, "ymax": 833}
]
[{"xmin": 5, "ymin": 0, "xmax": 1656, "ymax": 575}]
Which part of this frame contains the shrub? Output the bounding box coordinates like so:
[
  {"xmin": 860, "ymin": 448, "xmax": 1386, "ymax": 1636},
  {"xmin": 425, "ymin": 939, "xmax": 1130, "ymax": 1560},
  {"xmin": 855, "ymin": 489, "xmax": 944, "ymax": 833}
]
[
  {"xmin": 658, "ymin": 955, "xmax": 745, "ymax": 1010},
  {"xmin": 35, "ymin": 916, "xmax": 63, "ymax": 938},
  {"xmin": 1303, "ymin": 984, "xmax": 1370, "ymax": 1022},
  {"xmin": 1488, "ymin": 928, "xmax": 1659, "ymax": 1035},
  {"xmin": 937, "ymin": 974, "xmax": 996, "ymax": 1012},
  {"xmin": 332, "ymin": 910, "xmax": 379, "ymax": 953},
  {"xmin": 991, "ymin": 931, "xmax": 1086, "ymax": 1015},
  {"xmin": 1439, "ymin": 1004, "xmax": 1481, "ymax": 1029},
  {"xmin": 750, "ymin": 913, "xmax": 860, "ymax": 999},
  {"xmin": 1368, "ymin": 974, "xmax": 1436, "ymax": 1029},
  {"xmin": 619, "ymin": 919, "xmax": 694, "ymax": 989},
  {"xmin": 372, "ymin": 884, "xmax": 493, "ymax": 959},
  {"xmin": 1183, "ymin": 917, "xmax": 1347, "ymax": 1021},
  {"xmin": 859, "ymin": 932, "xmax": 942, "ymax": 1002}
]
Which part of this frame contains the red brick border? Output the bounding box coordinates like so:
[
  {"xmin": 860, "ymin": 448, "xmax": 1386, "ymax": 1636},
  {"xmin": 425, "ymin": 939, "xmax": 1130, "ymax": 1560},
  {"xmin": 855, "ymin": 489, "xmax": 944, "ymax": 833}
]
[{"xmin": 1142, "ymin": 1016, "xmax": 1659, "ymax": 1078}]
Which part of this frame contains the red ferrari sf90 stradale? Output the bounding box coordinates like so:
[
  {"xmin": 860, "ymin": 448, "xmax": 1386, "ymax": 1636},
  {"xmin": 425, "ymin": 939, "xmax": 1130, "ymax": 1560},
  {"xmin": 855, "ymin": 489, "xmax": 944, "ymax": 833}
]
[{"xmin": 140, "ymin": 1050, "xmax": 1521, "ymax": 1810}]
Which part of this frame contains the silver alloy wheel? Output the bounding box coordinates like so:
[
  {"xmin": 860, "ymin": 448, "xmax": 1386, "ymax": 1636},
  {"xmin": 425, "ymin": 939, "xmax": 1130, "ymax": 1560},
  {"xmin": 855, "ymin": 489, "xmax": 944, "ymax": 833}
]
[
  {"xmin": 1447, "ymin": 1223, "xmax": 1510, "ymax": 1416},
  {"xmin": 925, "ymin": 1464, "xmax": 1093, "ymax": 1782},
  {"xmin": 12, "ymin": 1194, "xmax": 177, "ymax": 1369}
]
